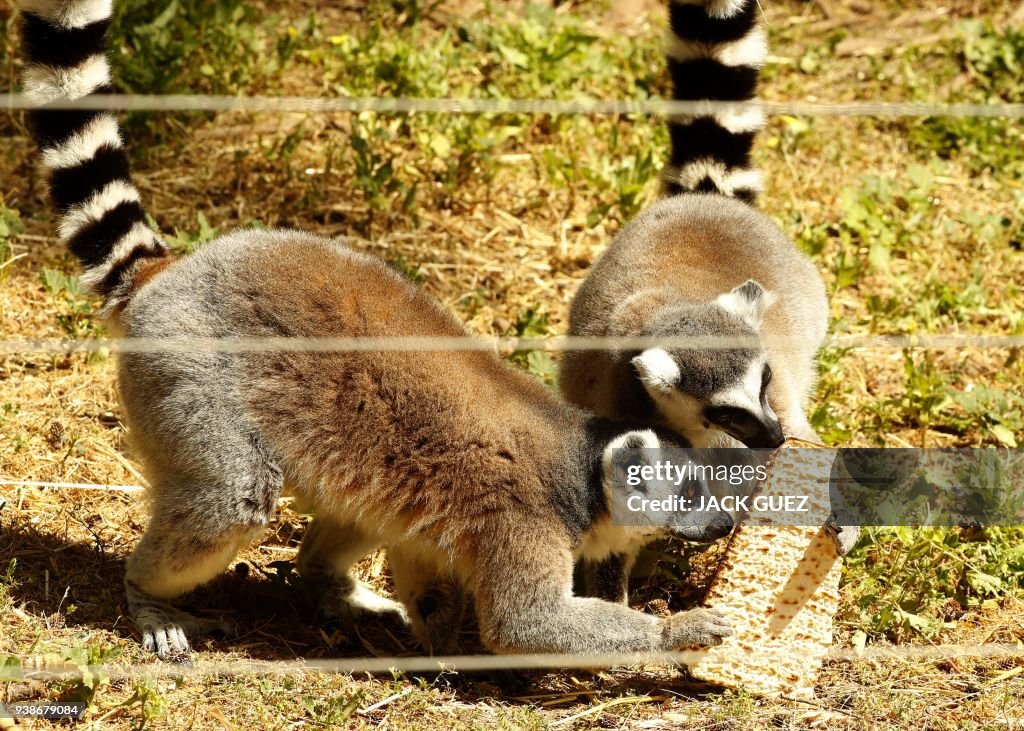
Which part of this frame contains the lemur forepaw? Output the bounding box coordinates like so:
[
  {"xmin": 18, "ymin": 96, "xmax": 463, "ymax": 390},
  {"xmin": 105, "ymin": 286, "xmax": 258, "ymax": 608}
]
[
  {"xmin": 663, "ymin": 607, "xmax": 734, "ymax": 649},
  {"xmin": 825, "ymin": 512, "xmax": 860, "ymax": 557}
]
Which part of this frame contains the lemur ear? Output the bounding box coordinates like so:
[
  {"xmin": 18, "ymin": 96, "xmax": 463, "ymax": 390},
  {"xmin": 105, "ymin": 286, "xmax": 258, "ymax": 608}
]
[
  {"xmin": 602, "ymin": 429, "xmax": 660, "ymax": 493},
  {"xmin": 632, "ymin": 348, "xmax": 680, "ymax": 394},
  {"xmin": 609, "ymin": 430, "xmax": 658, "ymax": 452},
  {"xmin": 705, "ymin": 0, "xmax": 752, "ymax": 19},
  {"xmin": 715, "ymin": 279, "xmax": 776, "ymax": 329}
]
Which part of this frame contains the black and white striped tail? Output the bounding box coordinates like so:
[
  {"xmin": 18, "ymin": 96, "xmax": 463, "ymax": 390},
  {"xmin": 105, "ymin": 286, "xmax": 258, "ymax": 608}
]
[
  {"xmin": 661, "ymin": 0, "xmax": 766, "ymax": 203},
  {"xmin": 20, "ymin": 0, "xmax": 169, "ymax": 314}
]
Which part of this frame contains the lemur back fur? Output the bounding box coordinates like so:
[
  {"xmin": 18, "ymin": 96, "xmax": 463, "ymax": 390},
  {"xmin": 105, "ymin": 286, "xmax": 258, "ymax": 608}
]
[
  {"xmin": 561, "ymin": 0, "xmax": 828, "ymax": 450},
  {"xmin": 19, "ymin": 0, "xmax": 736, "ymax": 660},
  {"xmin": 560, "ymin": 0, "xmax": 844, "ymax": 604}
]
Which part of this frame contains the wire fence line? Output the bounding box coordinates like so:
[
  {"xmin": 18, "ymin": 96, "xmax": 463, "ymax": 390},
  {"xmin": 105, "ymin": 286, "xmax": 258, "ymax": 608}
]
[
  {"xmin": 0, "ymin": 480, "xmax": 145, "ymax": 492},
  {"xmin": 5, "ymin": 477, "xmax": 1023, "ymax": 679},
  {"xmin": 2, "ymin": 333, "xmax": 1024, "ymax": 356},
  {"xmin": 3, "ymin": 84, "xmax": 1021, "ymax": 698},
  {"xmin": 6, "ymin": 644, "xmax": 1024, "ymax": 683},
  {"xmin": 5, "ymin": 94, "xmax": 1024, "ymax": 118}
]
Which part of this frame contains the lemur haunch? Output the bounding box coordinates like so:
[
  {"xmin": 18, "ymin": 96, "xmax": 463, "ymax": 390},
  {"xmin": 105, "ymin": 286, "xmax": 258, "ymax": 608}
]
[
  {"xmin": 560, "ymin": 0, "xmax": 857, "ymax": 602},
  {"xmin": 19, "ymin": 0, "xmax": 736, "ymax": 661}
]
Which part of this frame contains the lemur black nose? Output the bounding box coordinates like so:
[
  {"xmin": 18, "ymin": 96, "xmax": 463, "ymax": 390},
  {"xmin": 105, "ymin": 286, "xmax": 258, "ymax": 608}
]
[
  {"xmin": 703, "ymin": 511, "xmax": 734, "ymax": 541},
  {"xmin": 747, "ymin": 419, "xmax": 785, "ymax": 449},
  {"xmin": 708, "ymin": 509, "xmax": 733, "ymax": 536},
  {"xmin": 673, "ymin": 507, "xmax": 734, "ymax": 543}
]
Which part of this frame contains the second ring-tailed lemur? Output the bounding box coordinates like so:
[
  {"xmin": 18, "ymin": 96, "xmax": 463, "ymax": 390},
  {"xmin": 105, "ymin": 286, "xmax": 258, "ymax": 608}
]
[
  {"xmin": 19, "ymin": 0, "xmax": 737, "ymax": 661},
  {"xmin": 560, "ymin": 0, "xmax": 858, "ymax": 602}
]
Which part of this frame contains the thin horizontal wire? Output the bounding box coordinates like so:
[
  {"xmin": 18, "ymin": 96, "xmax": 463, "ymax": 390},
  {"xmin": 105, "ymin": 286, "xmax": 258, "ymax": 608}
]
[
  {"xmin": 4, "ymin": 94, "xmax": 1024, "ymax": 118},
  {"xmin": 0, "ymin": 479, "xmax": 144, "ymax": 492},
  {"xmin": 1, "ymin": 334, "xmax": 1023, "ymax": 355},
  {"xmin": 8, "ymin": 644, "xmax": 1024, "ymax": 683}
]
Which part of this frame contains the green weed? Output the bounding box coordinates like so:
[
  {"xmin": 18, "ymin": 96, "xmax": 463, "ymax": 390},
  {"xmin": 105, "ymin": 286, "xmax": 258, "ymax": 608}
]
[
  {"xmin": 0, "ymin": 12, "xmax": 16, "ymax": 117},
  {"xmin": 843, "ymin": 525, "xmax": 1024, "ymax": 640},
  {"xmin": 296, "ymin": 3, "xmax": 665, "ymax": 225},
  {"xmin": 118, "ymin": 677, "xmax": 168, "ymax": 729},
  {"xmin": 0, "ymin": 655, "xmax": 21, "ymax": 683},
  {"xmin": 948, "ymin": 386, "xmax": 1024, "ymax": 447},
  {"xmin": 0, "ymin": 558, "xmax": 15, "ymax": 610},
  {"xmin": 57, "ymin": 645, "xmax": 120, "ymax": 708},
  {"xmin": 349, "ymin": 116, "xmax": 416, "ymax": 219},
  {"xmin": 907, "ymin": 22, "xmax": 1024, "ymax": 175},
  {"xmin": 506, "ymin": 307, "xmax": 557, "ymax": 385},
  {"xmin": 163, "ymin": 211, "xmax": 220, "ymax": 254},
  {"xmin": 108, "ymin": 0, "xmax": 314, "ymax": 147},
  {"xmin": 810, "ymin": 341, "xmax": 855, "ymax": 444},
  {"xmin": 897, "ymin": 350, "xmax": 953, "ymax": 435},
  {"xmin": 0, "ymin": 403, "xmax": 26, "ymax": 454},
  {"xmin": 797, "ymin": 162, "xmax": 1019, "ymax": 340},
  {"xmin": 39, "ymin": 269, "xmax": 104, "ymax": 344},
  {"xmin": 110, "ymin": 0, "xmax": 312, "ymax": 94},
  {"xmin": 388, "ymin": 254, "xmax": 424, "ymax": 284},
  {"xmin": 302, "ymin": 691, "xmax": 365, "ymax": 727}
]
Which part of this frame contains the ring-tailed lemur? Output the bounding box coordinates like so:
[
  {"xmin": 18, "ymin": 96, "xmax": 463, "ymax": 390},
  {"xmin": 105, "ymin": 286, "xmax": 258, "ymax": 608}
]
[
  {"xmin": 19, "ymin": 0, "xmax": 736, "ymax": 661},
  {"xmin": 560, "ymin": 0, "xmax": 858, "ymax": 602}
]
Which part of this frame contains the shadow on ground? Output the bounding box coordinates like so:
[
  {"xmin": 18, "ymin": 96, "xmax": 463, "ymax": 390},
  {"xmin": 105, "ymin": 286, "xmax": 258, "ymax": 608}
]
[{"xmin": 0, "ymin": 513, "xmax": 729, "ymax": 706}]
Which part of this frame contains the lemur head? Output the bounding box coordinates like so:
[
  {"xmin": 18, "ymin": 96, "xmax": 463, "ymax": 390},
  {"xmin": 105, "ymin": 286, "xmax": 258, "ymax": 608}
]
[
  {"xmin": 602, "ymin": 429, "xmax": 733, "ymax": 543},
  {"xmin": 631, "ymin": 280, "xmax": 784, "ymax": 449}
]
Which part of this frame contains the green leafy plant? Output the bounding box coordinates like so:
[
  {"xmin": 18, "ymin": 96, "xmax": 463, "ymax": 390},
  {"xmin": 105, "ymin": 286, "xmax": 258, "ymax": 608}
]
[
  {"xmin": 39, "ymin": 269, "xmax": 103, "ymax": 342},
  {"xmin": 350, "ymin": 117, "xmax": 416, "ymax": 219},
  {"xmin": 843, "ymin": 525, "xmax": 1024, "ymax": 640},
  {"xmin": 895, "ymin": 350, "xmax": 952, "ymax": 436},
  {"xmin": 387, "ymin": 254, "xmax": 424, "ymax": 284},
  {"xmin": 58, "ymin": 644, "xmax": 120, "ymax": 707},
  {"xmin": 108, "ymin": 0, "xmax": 314, "ymax": 147},
  {"xmin": 298, "ymin": 2, "xmax": 665, "ymax": 226},
  {"xmin": 118, "ymin": 676, "xmax": 168, "ymax": 729},
  {"xmin": 809, "ymin": 342, "xmax": 854, "ymax": 444},
  {"xmin": 164, "ymin": 212, "xmax": 220, "ymax": 254},
  {"xmin": 948, "ymin": 386, "xmax": 1024, "ymax": 447},
  {"xmin": 908, "ymin": 22, "xmax": 1024, "ymax": 175},
  {"xmin": 302, "ymin": 691, "xmax": 365, "ymax": 727},
  {"xmin": 506, "ymin": 307, "xmax": 557, "ymax": 385}
]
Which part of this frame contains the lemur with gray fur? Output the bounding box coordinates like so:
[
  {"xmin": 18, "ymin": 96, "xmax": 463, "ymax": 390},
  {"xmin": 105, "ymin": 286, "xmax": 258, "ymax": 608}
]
[
  {"xmin": 560, "ymin": 0, "xmax": 857, "ymax": 603},
  {"xmin": 19, "ymin": 0, "xmax": 737, "ymax": 661}
]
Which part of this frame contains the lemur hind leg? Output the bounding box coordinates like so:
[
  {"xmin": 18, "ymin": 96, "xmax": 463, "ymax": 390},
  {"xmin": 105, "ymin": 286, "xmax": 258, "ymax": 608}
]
[
  {"xmin": 295, "ymin": 514, "xmax": 409, "ymax": 630},
  {"xmin": 125, "ymin": 493, "xmax": 269, "ymax": 661},
  {"xmin": 388, "ymin": 546, "xmax": 468, "ymax": 654},
  {"xmin": 125, "ymin": 426, "xmax": 283, "ymax": 661}
]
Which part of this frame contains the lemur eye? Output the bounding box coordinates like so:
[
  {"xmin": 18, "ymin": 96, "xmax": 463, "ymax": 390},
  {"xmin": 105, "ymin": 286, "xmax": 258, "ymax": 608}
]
[
  {"xmin": 707, "ymin": 408, "xmax": 735, "ymax": 427},
  {"xmin": 706, "ymin": 406, "xmax": 751, "ymax": 430},
  {"xmin": 761, "ymin": 364, "xmax": 772, "ymax": 389}
]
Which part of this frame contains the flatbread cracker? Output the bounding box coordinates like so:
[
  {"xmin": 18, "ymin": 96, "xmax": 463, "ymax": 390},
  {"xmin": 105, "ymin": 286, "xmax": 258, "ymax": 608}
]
[{"xmin": 687, "ymin": 440, "xmax": 842, "ymax": 697}]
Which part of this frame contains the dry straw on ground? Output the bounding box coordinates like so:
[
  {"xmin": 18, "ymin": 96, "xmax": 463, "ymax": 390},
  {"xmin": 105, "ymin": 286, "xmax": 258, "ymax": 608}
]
[{"xmin": 2, "ymin": 0, "xmax": 1024, "ymax": 728}]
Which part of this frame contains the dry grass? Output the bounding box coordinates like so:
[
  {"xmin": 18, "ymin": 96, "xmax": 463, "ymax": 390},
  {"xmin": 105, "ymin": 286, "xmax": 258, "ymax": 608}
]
[{"xmin": 2, "ymin": 0, "xmax": 1024, "ymax": 727}]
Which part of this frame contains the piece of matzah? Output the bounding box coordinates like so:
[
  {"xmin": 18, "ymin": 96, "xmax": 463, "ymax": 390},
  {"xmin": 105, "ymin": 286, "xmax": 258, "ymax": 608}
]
[{"xmin": 686, "ymin": 440, "xmax": 842, "ymax": 697}]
